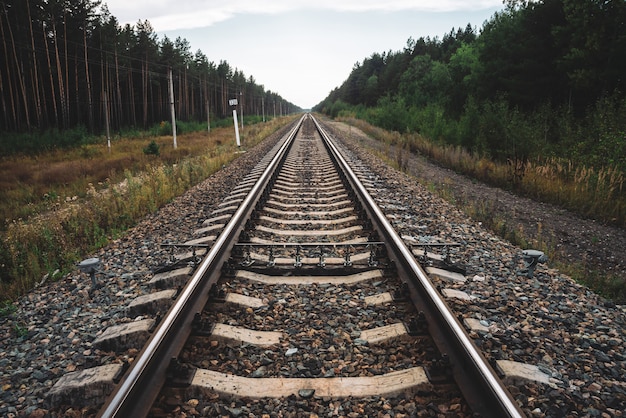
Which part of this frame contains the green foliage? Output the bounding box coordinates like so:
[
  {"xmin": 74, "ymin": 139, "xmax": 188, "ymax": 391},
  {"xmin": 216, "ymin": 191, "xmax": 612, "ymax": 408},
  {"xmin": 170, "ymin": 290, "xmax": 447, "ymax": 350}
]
[
  {"xmin": 456, "ymin": 96, "xmax": 481, "ymax": 148},
  {"xmin": 242, "ymin": 114, "xmax": 269, "ymax": 125},
  {"xmin": 371, "ymin": 96, "xmax": 410, "ymax": 133},
  {"xmin": 447, "ymin": 43, "xmax": 480, "ymax": 116},
  {"xmin": 408, "ymin": 103, "xmax": 453, "ymax": 144},
  {"xmin": 0, "ymin": 300, "xmax": 17, "ymax": 316},
  {"xmin": 213, "ymin": 117, "xmax": 235, "ymax": 129},
  {"xmin": 315, "ymin": 0, "xmax": 626, "ymax": 172},
  {"xmin": 143, "ymin": 140, "xmax": 160, "ymax": 156},
  {"xmin": 176, "ymin": 120, "xmax": 202, "ymax": 134},
  {"xmin": 0, "ymin": 125, "xmax": 94, "ymax": 156},
  {"xmin": 1, "ymin": 0, "xmax": 299, "ymax": 139},
  {"xmin": 566, "ymin": 93, "xmax": 626, "ymax": 170},
  {"xmin": 13, "ymin": 322, "xmax": 28, "ymax": 338},
  {"xmin": 330, "ymin": 100, "xmax": 351, "ymax": 119},
  {"xmin": 157, "ymin": 121, "xmax": 172, "ymax": 136},
  {"xmin": 399, "ymin": 55, "xmax": 451, "ymax": 109}
]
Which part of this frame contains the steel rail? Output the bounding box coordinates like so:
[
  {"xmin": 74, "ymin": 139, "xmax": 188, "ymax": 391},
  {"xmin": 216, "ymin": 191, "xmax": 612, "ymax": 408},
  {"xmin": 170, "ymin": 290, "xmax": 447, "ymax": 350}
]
[
  {"xmin": 97, "ymin": 115, "xmax": 306, "ymax": 418},
  {"xmin": 311, "ymin": 115, "xmax": 525, "ymax": 418}
]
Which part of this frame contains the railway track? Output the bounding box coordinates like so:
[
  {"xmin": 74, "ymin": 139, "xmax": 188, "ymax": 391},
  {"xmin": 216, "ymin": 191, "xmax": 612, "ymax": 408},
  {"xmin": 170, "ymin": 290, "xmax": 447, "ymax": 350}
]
[{"xmin": 49, "ymin": 114, "xmax": 524, "ymax": 417}]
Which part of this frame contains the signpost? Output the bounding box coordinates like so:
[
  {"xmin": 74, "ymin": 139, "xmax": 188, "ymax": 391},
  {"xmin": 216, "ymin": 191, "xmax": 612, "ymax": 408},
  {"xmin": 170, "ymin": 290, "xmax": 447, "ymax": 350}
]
[{"xmin": 229, "ymin": 98, "xmax": 241, "ymax": 147}]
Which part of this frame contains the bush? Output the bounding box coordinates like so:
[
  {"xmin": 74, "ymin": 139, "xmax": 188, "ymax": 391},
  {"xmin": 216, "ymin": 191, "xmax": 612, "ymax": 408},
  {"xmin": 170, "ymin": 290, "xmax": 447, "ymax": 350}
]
[
  {"xmin": 157, "ymin": 121, "xmax": 172, "ymax": 136},
  {"xmin": 143, "ymin": 140, "xmax": 160, "ymax": 156},
  {"xmin": 0, "ymin": 125, "xmax": 93, "ymax": 155}
]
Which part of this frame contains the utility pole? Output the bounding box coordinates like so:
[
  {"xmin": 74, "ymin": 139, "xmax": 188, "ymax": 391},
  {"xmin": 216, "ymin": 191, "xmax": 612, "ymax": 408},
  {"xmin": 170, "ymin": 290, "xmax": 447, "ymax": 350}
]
[
  {"xmin": 104, "ymin": 90, "xmax": 111, "ymax": 153},
  {"xmin": 262, "ymin": 97, "xmax": 265, "ymax": 122},
  {"xmin": 206, "ymin": 97, "xmax": 210, "ymax": 134},
  {"xmin": 206, "ymin": 80, "xmax": 210, "ymax": 134},
  {"xmin": 240, "ymin": 91, "xmax": 243, "ymax": 134},
  {"xmin": 168, "ymin": 68, "xmax": 177, "ymax": 149}
]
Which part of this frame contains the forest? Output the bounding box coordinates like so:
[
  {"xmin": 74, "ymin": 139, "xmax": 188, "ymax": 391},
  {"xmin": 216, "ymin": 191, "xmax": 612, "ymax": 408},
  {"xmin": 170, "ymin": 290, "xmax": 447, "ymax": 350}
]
[
  {"xmin": 0, "ymin": 0, "xmax": 299, "ymax": 154},
  {"xmin": 315, "ymin": 0, "xmax": 626, "ymax": 174}
]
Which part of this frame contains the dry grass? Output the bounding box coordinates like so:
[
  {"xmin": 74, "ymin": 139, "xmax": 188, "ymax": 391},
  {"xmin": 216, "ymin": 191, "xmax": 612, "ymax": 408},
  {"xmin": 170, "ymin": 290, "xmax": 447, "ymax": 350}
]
[
  {"xmin": 0, "ymin": 117, "xmax": 295, "ymax": 301},
  {"xmin": 339, "ymin": 116, "xmax": 626, "ymax": 301},
  {"xmin": 0, "ymin": 128, "xmax": 238, "ymax": 226},
  {"xmin": 339, "ymin": 116, "xmax": 625, "ymax": 227}
]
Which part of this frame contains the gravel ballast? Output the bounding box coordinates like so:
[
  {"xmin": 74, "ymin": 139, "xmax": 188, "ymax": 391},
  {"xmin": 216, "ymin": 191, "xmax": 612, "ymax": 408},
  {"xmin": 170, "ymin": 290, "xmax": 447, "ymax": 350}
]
[{"xmin": 1, "ymin": 118, "xmax": 625, "ymax": 417}]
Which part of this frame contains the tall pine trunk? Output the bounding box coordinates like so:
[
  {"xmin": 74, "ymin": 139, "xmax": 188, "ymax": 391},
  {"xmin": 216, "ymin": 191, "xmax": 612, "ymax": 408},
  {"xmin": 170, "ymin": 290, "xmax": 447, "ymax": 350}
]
[
  {"xmin": 3, "ymin": 3, "xmax": 31, "ymax": 130},
  {"xmin": 53, "ymin": 20, "xmax": 67, "ymax": 128},
  {"xmin": 63, "ymin": 12, "xmax": 70, "ymax": 127},
  {"xmin": 83, "ymin": 23, "xmax": 93, "ymax": 131},
  {"xmin": 114, "ymin": 48, "xmax": 122, "ymax": 129},
  {"xmin": 26, "ymin": 0, "xmax": 42, "ymax": 127},
  {"xmin": 43, "ymin": 22, "xmax": 59, "ymax": 127},
  {"xmin": 128, "ymin": 67, "xmax": 136, "ymax": 126},
  {"xmin": 142, "ymin": 60, "xmax": 148, "ymax": 128},
  {"xmin": 0, "ymin": 9, "xmax": 17, "ymax": 130}
]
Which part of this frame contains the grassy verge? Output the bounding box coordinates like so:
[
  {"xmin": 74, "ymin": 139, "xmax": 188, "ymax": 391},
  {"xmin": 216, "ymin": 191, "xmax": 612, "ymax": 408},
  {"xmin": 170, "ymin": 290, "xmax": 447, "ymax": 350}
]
[
  {"xmin": 346, "ymin": 118, "xmax": 626, "ymax": 302},
  {"xmin": 0, "ymin": 120, "xmax": 260, "ymax": 225},
  {"xmin": 463, "ymin": 196, "xmax": 626, "ymax": 303},
  {"xmin": 340, "ymin": 116, "xmax": 625, "ymax": 228},
  {"xmin": 0, "ymin": 117, "xmax": 295, "ymax": 301}
]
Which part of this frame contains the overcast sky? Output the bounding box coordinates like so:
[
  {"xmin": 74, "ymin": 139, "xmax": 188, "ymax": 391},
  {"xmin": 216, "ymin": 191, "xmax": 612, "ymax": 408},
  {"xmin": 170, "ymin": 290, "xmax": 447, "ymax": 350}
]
[{"xmin": 103, "ymin": 1, "xmax": 504, "ymax": 110}]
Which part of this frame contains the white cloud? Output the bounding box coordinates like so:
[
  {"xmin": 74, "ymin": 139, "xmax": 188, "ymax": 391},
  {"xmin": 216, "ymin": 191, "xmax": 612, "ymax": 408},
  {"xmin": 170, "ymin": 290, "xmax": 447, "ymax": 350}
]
[
  {"xmin": 102, "ymin": 0, "xmax": 503, "ymax": 108},
  {"xmin": 105, "ymin": 0, "xmax": 502, "ymax": 31}
]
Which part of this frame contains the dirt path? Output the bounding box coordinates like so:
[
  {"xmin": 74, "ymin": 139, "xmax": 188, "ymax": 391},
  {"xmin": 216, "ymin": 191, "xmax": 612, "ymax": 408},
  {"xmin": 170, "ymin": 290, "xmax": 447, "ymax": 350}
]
[{"xmin": 328, "ymin": 120, "xmax": 626, "ymax": 304}]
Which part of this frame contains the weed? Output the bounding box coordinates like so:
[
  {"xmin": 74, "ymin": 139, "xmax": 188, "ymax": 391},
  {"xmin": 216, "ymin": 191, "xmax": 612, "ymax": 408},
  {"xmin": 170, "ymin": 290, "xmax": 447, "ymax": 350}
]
[
  {"xmin": 0, "ymin": 300, "xmax": 16, "ymax": 316},
  {"xmin": 555, "ymin": 262, "xmax": 626, "ymax": 304},
  {"xmin": 13, "ymin": 322, "xmax": 28, "ymax": 338},
  {"xmin": 43, "ymin": 190, "xmax": 59, "ymax": 202}
]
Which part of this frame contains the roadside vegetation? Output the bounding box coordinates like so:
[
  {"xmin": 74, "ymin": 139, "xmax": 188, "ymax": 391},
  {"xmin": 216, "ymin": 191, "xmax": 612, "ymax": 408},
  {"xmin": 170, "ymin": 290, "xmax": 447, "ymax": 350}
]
[
  {"xmin": 338, "ymin": 116, "xmax": 626, "ymax": 303},
  {"xmin": 340, "ymin": 115, "xmax": 625, "ymax": 228},
  {"xmin": 0, "ymin": 116, "xmax": 294, "ymax": 302},
  {"xmin": 0, "ymin": 0, "xmax": 302, "ymax": 303},
  {"xmin": 0, "ymin": 117, "xmax": 256, "ymax": 224},
  {"xmin": 315, "ymin": 0, "xmax": 625, "ymax": 300},
  {"xmin": 315, "ymin": 1, "xmax": 625, "ymax": 227}
]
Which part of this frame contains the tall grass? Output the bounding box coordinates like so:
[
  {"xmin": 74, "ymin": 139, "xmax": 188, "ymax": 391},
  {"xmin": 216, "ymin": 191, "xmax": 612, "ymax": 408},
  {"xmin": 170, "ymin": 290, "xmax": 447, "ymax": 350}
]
[
  {"xmin": 337, "ymin": 116, "xmax": 626, "ymax": 301},
  {"xmin": 340, "ymin": 116, "xmax": 626, "ymax": 227},
  {"xmin": 0, "ymin": 118, "xmax": 278, "ymax": 227},
  {"xmin": 0, "ymin": 117, "xmax": 295, "ymax": 301}
]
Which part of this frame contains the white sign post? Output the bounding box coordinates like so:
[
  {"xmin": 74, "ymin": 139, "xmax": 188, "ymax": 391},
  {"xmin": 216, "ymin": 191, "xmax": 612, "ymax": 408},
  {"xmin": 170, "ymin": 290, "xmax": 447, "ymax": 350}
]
[{"xmin": 229, "ymin": 98, "xmax": 240, "ymax": 147}]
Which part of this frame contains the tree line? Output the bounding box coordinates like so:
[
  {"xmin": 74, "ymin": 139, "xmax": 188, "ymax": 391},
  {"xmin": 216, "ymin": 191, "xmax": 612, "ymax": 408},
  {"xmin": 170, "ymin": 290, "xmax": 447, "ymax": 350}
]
[
  {"xmin": 315, "ymin": 0, "xmax": 626, "ymax": 171},
  {"xmin": 0, "ymin": 0, "xmax": 299, "ymax": 142}
]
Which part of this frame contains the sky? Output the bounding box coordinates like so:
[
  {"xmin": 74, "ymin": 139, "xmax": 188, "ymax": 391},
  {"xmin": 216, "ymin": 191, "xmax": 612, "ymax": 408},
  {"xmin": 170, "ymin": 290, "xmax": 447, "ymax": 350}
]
[{"xmin": 103, "ymin": 1, "xmax": 505, "ymax": 110}]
